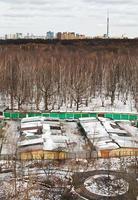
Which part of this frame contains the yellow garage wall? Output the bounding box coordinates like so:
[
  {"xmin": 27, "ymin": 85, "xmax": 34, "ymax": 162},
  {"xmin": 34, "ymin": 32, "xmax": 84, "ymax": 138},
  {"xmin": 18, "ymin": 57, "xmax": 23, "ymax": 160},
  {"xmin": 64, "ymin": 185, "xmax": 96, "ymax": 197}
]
[
  {"xmin": 99, "ymin": 148, "xmax": 138, "ymax": 158},
  {"xmin": 109, "ymin": 148, "xmax": 138, "ymax": 157},
  {"xmin": 99, "ymin": 150, "xmax": 110, "ymax": 158},
  {"xmin": 20, "ymin": 150, "xmax": 67, "ymax": 160},
  {"xmin": 20, "ymin": 148, "xmax": 138, "ymax": 160}
]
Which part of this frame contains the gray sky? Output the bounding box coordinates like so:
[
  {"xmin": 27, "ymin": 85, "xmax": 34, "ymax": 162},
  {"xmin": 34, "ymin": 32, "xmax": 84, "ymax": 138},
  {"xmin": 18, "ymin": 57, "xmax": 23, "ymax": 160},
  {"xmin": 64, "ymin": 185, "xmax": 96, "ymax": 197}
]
[{"xmin": 0, "ymin": 0, "xmax": 138, "ymax": 38}]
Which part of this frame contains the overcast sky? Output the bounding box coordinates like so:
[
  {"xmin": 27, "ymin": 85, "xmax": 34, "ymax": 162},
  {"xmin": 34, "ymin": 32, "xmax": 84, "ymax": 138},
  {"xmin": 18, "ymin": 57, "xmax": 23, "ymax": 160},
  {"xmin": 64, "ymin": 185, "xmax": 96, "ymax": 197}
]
[{"xmin": 0, "ymin": 0, "xmax": 138, "ymax": 38}]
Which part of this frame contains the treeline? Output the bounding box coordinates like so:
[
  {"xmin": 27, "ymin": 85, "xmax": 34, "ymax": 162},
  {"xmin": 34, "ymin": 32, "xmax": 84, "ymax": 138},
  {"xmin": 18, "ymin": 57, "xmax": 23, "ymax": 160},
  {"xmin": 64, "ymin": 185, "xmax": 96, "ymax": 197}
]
[
  {"xmin": 1, "ymin": 38, "xmax": 138, "ymax": 47},
  {"xmin": 0, "ymin": 42, "xmax": 137, "ymax": 111}
]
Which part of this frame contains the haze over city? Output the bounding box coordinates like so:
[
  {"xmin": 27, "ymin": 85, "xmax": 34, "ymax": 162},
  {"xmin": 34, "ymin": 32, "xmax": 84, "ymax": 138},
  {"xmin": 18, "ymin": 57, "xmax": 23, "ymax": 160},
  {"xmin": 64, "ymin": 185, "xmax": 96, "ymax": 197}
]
[{"xmin": 0, "ymin": 0, "xmax": 138, "ymax": 38}]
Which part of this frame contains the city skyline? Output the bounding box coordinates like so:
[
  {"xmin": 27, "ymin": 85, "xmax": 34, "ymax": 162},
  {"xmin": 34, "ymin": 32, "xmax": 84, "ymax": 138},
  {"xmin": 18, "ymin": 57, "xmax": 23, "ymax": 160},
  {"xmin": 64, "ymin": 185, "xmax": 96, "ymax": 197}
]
[
  {"xmin": 3, "ymin": 31, "xmax": 87, "ymax": 40},
  {"xmin": 0, "ymin": 0, "xmax": 138, "ymax": 38}
]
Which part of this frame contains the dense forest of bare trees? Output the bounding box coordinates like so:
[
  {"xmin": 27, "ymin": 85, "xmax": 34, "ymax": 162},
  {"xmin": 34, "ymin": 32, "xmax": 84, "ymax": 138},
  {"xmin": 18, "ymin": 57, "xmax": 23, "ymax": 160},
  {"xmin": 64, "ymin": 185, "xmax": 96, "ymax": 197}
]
[{"xmin": 0, "ymin": 40, "xmax": 137, "ymax": 111}]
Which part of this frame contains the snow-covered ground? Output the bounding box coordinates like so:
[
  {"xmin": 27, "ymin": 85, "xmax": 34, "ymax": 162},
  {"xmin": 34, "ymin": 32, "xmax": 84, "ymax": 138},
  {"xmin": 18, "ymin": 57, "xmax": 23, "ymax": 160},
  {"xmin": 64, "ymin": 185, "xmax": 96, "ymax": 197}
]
[
  {"xmin": 61, "ymin": 121, "xmax": 87, "ymax": 152},
  {"xmin": 79, "ymin": 117, "xmax": 138, "ymax": 157},
  {"xmin": 18, "ymin": 118, "xmax": 88, "ymax": 155},
  {"xmin": 84, "ymin": 174, "xmax": 129, "ymax": 197},
  {"xmin": 1, "ymin": 120, "xmax": 19, "ymax": 155},
  {"xmin": 0, "ymin": 155, "xmax": 137, "ymax": 199},
  {"xmin": 0, "ymin": 93, "xmax": 137, "ymax": 113},
  {"xmin": 0, "ymin": 118, "xmax": 137, "ymax": 200}
]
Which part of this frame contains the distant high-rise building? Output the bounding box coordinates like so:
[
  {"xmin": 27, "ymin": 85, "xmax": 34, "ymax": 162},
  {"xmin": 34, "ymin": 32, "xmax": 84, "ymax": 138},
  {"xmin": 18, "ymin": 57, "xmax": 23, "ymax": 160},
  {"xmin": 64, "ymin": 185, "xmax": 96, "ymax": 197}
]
[
  {"xmin": 24, "ymin": 33, "xmax": 30, "ymax": 39},
  {"xmin": 62, "ymin": 32, "xmax": 68, "ymax": 39},
  {"xmin": 46, "ymin": 31, "xmax": 54, "ymax": 39},
  {"xmin": 76, "ymin": 34, "xmax": 85, "ymax": 39},
  {"xmin": 4, "ymin": 33, "xmax": 23, "ymax": 39},
  {"xmin": 57, "ymin": 32, "xmax": 68, "ymax": 40},
  {"xmin": 57, "ymin": 32, "xmax": 85, "ymax": 40},
  {"xmin": 68, "ymin": 32, "xmax": 75, "ymax": 39},
  {"xmin": 57, "ymin": 32, "xmax": 62, "ymax": 40},
  {"xmin": 16, "ymin": 33, "xmax": 23, "ymax": 39},
  {"xmin": 5, "ymin": 34, "xmax": 8, "ymax": 40}
]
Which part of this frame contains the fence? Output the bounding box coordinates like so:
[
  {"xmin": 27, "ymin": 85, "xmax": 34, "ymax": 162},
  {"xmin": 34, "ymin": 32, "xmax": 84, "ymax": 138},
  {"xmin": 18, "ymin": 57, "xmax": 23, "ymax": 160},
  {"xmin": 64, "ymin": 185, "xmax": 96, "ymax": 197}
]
[{"xmin": 3, "ymin": 111, "xmax": 138, "ymax": 121}]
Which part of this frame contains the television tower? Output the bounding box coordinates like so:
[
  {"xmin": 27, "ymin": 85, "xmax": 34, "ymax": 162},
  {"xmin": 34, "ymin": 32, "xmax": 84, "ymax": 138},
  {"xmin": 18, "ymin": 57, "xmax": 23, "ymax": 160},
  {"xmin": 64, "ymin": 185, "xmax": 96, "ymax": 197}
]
[{"xmin": 107, "ymin": 11, "xmax": 109, "ymax": 38}]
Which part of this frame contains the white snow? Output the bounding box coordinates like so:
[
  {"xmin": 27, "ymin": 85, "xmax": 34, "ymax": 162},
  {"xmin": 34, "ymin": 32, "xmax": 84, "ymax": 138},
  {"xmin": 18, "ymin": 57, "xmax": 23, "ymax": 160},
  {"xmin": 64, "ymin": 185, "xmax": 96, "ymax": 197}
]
[
  {"xmin": 84, "ymin": 174, "xmax": 129, "ymax": 197},
  {"xmin": 62, "ymin": 121, "xmax": 87, "ymax": 152},
  {"xmin": 43, "ymin": 138, "xmax": 67, "ymax": 151},
  {"xmin": 79, "ymin": 117, "xmax": 138, "ymax": 151},
  {"xmin": 18, "ymin": 138, "xmax": 43, "ymax": 147},
  {"xmin": 80, "ymin": 121, "xmax": 108, "ymax": 138},
  {"xmin": 1, "ymin": 121, "xmax": 19, "ymax": 154},
  {"xmin": 79, "ymin": 117, "xmax": 98, "ymax": 122},
  {"xmin": 96, "ymin": 142, "xmax": 119, "ymax": 150},
  {"xmin": 21, "ymin": 122, "xmax": 42, "ymax": 129},
  {"xmin": 114, "ymin": 139, "xmax": 138, "ymax": 148},
  {"xmin": 117, "ymin": 122, "xmax": 138, "ymax": 137},
  {"xmin": 21, "ymin": 117, "xmax": 46, "ymax": 123},
  {"xmin": 102, "ymin": 121, "xmax": 127, "ymax": 134}
]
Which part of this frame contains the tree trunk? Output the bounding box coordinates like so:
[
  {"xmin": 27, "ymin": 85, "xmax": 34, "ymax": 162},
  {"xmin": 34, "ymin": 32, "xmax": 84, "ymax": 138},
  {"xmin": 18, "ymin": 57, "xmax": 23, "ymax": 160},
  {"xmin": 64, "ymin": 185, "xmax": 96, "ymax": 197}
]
[
  {"xmin": 18, "ymin": 101, "xmax": 21, "ymax": 110},
  {"xmin": 44, "ymin": 92, "xmax": 48, "ymax": 111},
  {"xmin": 76, "ymin": 100, "xmax": 79, "ymax": 111},
  {"xmin": 36, "ymin": 89, "xmax": 40, "ymax": 110},
  {"xmin": 36, "ymin": 96, "xmax": 40, "ymax": 110},
  {"xmin": 85, "ymin": 99, "xmax": 88, "ymax": 107},
  {"xmin": 10, "ymin": 93, "xmax": 14, "ymax": 110},
  {"xmin": 70, "ymin": 97, "xmax": 73, "ymax": 108},
  {"xmin": 111, "ymin": 89, "xmax": 115, "ymax": 106}
]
